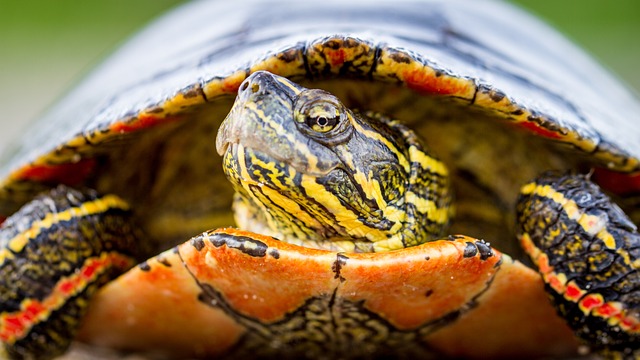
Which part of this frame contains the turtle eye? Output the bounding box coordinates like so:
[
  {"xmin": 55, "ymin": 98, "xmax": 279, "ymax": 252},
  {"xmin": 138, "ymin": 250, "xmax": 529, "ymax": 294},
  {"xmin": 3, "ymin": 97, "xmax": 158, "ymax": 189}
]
[
  {"xmin": 294, "ymin": 89, "xmax": 352, "ymax": 144},
  {"xmin": 305, "ymin": 110, "xmax": 339, "ymax": 133}
]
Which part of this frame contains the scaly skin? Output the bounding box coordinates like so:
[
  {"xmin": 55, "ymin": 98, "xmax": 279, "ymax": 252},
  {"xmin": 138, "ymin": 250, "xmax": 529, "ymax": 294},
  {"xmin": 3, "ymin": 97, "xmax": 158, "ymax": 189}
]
[
  {"xmin": 0, "ymin": 186, "xmax": 139, "ymax": 359},
  {"xmin": 517, "ymin": 173, "xmax": 640, "ymax": 359}
]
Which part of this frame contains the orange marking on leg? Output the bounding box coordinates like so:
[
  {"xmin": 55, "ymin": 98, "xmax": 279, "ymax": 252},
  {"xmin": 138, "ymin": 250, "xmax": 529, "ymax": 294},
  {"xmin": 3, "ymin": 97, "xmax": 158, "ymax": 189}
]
[
  {"xmin": 0, "ymin": 318, "xmax": 21, "ymax": 341},
  {"xmin": 22, "ymin": 303, "xmax": 42, "ymax": 323},
  {"xmin": 519, "ymin": 233, "xmax": 538, "ymax": 259},
  {"xmin": 619, "ymin": 315, "xmax": 638, "ymax": 332},
  {"xmin": 579, "ymin": 293, "xmax": 604, "ymax": 314},
  {"xmin": 545, "ymin": 273, "xmax": 566, "ymax": 294},
  {"xmin": 609, "ymin": 312, "xmax": 625, "ymax": 327},
  {"xmin": 58, "ymin": 280, "xmax": 75, "ymax": 296},
  {"xmin": 555, "ymin": 280, "xmax": 640, "ymax": 334},
  {"xmin": 537, "ymin": 253, "xmax": 552, "ymax": 275},
  {"xmin": 0, "ymin": 253, "xmax": 133, "ymax": 344},
  {"xmin": 82, "ymin": 261, "xmax": 99, "ymax": 279},
  {"xmin": 564, "ymin": 281, "xmax": 585, "ymax": 302},
  {"xmin": 593, "ymin": 302, "xmax": 622, "ymax": 318}
]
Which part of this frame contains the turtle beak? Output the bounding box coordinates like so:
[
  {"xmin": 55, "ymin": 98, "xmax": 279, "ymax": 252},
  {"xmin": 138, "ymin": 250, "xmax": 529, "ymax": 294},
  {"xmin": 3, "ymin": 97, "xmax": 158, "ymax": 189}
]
[
  {"xmin": 216, "ymin": 71, "xmax": 299, "ymax": 157},
  {"xmin": 215, "ymin": 75, "xmax": 256, "ymax": 156},
  {"xmin": 215, "ymin": 105, "xmax": 237, "ymax": 156}
]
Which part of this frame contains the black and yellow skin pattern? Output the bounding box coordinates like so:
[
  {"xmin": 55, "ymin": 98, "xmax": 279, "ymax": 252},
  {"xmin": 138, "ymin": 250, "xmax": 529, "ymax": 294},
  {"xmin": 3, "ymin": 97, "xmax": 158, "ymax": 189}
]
[
  {"xmin": 1, "ymin": 71, "xmax": 639, "ymax": 359},
  {"xmin": 0, "ymin": 186, "xmax": 139, "ymax": 359},
  {"xmin": 517, "ymin": 173, "xmax": 640, "ymax": 359},
  {"xmin": 217, "ymin": 71, "xmax": 452, "ymax": 253}
]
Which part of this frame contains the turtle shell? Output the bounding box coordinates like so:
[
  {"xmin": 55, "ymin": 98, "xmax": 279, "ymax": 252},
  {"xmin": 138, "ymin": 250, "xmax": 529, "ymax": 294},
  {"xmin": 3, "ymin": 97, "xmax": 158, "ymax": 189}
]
[
  {"xmin": 1, "ymin": 0, "xmax": 639, "ymax": 249},
  {"xmin": 1, "ymin": 0, "xmax": 639, "ymax": 358}
]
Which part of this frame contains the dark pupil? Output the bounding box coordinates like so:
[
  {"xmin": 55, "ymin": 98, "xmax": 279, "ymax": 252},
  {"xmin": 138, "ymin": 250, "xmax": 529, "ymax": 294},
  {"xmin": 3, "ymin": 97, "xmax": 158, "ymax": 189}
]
[
  {"xmin": 308, "ymin": 115, "xmax": 336, "ymax": 130},
  {"xmin": 317, "ymin": 117, "xmax": 328, "ymax": 126}
]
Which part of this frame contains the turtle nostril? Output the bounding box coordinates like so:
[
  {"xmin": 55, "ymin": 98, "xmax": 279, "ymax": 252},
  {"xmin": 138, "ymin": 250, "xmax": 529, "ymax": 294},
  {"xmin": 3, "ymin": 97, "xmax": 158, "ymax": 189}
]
[{"xmin": 239, "ymin": 79, "xmax": 260, "ymax": 95}]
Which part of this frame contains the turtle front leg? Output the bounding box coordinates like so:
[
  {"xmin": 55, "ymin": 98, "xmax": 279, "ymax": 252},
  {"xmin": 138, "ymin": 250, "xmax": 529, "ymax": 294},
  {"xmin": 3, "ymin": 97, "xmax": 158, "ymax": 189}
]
[
  {"xmin": 516, "ymin": 173, "xmax": 639, "ymax": 359},
  {"xmin": 0, "ymin": 185, "xmax": 140, "ymax": 359}
]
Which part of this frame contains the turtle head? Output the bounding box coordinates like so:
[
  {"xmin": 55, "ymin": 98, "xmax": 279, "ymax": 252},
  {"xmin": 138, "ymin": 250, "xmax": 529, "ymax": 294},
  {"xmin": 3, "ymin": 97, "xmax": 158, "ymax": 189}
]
[{"xmin": 216, "ymin": 71, "xmax": 452, "ymax": 252}]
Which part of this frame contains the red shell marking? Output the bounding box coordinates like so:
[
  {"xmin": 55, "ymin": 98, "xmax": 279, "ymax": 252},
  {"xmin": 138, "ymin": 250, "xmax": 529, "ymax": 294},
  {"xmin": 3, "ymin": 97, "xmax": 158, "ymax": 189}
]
[
  {"xmin": 221, "ymin": 71, "xmax": 248, "ymax": 94},
  {"xmin": 326, "ymin": 48, "xmax": 347, "ymax": 67},
  {"xmin": 15, "ymin": 159, "xmax": 97, "ymax": 186},
  {"xmin": 592, "ymin": 168, "xmax": 640, "ymax": 196},
  {"xmin": 402, "ymin": 69, "xmax": 466, "ymax": 96},
  {"xmin": 109, "ymin": 114, "xmax": 179, "ymax": 133},
  {"xmin": 515, "ymin": 120, "xmax": 562, "ymax": 140}
]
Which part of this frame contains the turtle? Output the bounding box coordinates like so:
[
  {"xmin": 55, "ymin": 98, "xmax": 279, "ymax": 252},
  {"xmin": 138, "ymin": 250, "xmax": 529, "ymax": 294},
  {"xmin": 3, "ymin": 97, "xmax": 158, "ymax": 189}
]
[{"xmin": 0, "ymin": 0, "xmax": 639, "ymax": 359}]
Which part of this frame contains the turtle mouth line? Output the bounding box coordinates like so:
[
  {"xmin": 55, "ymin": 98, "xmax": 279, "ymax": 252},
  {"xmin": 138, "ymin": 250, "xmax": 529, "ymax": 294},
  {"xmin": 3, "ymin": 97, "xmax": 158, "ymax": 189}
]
[
  {"xmin": 216, "ymin": 136, "xmax": 231, "ymax": 156},
  {"xmin": 223, "ymin": 141, "xmax": 338, "ymax": 178}
]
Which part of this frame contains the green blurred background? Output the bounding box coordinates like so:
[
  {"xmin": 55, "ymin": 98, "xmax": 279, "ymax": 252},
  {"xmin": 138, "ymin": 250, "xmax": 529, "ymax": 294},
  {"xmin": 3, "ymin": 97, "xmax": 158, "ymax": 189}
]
[{"xmin": 0, "ymin": 0, "xmax": 638, "ymax": 156}]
